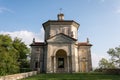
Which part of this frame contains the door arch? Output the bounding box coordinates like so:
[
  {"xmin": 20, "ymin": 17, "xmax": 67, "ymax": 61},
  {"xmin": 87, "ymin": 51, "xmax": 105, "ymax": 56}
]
[{"xmin": 56, "ymin": 49, "xmax": 67, "ymax": 73}]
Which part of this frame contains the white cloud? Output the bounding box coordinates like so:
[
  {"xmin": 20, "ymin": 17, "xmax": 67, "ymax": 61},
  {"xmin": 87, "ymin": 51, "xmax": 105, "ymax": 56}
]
[
  {"xmin": 0, "ymin": 7, "xmax": 14, "ymax": 13},
  {"xmin": 39, "ymin": 27, "xmax": 44, "ymax": 41},
  {"xmin": 0, "ymin": 29, "xmax": 44, "ymax": 47}
]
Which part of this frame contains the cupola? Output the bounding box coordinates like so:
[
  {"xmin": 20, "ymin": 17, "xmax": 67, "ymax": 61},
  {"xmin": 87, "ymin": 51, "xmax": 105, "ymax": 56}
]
[{"xmin": 57, "ymin": 13, "xmax": 64, "ymax": 21}]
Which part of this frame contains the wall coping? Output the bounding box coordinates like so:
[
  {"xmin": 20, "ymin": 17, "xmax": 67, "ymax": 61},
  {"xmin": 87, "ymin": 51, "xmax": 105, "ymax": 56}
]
[{"xmin": 0, "ymin": 71, "xmax": 37, "ymax": 80}]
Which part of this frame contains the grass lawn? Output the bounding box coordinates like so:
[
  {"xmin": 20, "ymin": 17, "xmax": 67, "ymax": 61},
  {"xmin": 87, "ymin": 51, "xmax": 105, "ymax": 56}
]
[{"xmin": 22, "ymin": 73, "xmax": 120, "ymax": 80}]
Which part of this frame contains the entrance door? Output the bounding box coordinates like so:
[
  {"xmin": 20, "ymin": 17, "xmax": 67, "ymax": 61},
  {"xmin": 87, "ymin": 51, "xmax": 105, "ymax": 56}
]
[
  {"xmin": 56, "ymin": 49, "xmax": 67, "ymax": 73},
  {"xmin": 58, "ymin": 58, "xmax": 64, "ymax": 68},
  {"xmin": 81, "ymin": 61, "xmax": 86, "ymax": 72}
]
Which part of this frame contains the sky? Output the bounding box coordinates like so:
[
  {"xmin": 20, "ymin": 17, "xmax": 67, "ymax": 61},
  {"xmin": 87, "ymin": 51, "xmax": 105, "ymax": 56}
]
[{"xmin": 0, "ymin": 0, "xmax": 120, "ymax": 68}]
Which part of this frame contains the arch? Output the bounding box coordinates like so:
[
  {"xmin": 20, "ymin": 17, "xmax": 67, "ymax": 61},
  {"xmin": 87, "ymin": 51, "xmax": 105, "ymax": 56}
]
[
  {"xmin": 55, "ymin": 49, "xmax": 67, "ymax": 72},
  {"xmin": 56, "ymin": 49, "xmax": 67, "ymax": 57},
  {"xmin": 53, "ymin": 48, "xmax": 68, "ymax": 57}
]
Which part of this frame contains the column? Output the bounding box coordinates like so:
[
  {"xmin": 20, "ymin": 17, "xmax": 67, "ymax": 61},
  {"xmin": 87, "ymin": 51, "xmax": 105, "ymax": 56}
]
[
  {"xmin": 54, "ymin": 56, "xmax": 56, "ymax": 73},
  {"xmin": 67, "ymin": 56, "xmax": 70, "ymax": 73},
  {"xmin": 37, "ymin": 56, "xmax": 40, "ymax": 73},
  {"xmin": 69, "ymin": 56, "xmax": 72, "ymax": 73},
  {"xmin": 86, "ymin": 60, "xmax": 88, "ymax": 72},
  {"xmin": 51, "ymin": 56, "xmax": 54, "ymax": 73}
]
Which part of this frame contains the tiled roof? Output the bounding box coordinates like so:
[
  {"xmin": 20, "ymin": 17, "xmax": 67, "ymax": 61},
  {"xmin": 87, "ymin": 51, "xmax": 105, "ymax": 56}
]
[
  {"xmin": 78, "ymin": 42, "xmax": 92, "ymax": 46},
  {"xmin": 30, "ymin": 42, "xmax": 45, "ymax": 46}
]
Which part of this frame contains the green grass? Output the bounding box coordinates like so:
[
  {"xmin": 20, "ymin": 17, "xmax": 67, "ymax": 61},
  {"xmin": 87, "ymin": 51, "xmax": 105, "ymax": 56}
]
[{"xmin": 22, "ymin": 73, "xmax": 120, "ymax": 80}]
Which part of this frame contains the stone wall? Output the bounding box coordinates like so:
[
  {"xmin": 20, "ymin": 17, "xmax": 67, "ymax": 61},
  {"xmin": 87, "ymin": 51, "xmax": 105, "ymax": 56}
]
[{"xmin": 0, "ymin": 71, "xmax": 37, "ymax": 80}]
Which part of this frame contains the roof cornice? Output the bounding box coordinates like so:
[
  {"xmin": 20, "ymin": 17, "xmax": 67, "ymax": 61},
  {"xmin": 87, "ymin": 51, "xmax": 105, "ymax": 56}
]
[{"xmin": 42, "ymin": 20, "xmax": 80, "ymax": 30}]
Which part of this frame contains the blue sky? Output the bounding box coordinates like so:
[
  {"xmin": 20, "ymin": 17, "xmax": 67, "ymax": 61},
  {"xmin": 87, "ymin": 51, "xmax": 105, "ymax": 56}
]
[{"xmin": 0, "ymin": 0, "xmax": 120, "ymax": 68}]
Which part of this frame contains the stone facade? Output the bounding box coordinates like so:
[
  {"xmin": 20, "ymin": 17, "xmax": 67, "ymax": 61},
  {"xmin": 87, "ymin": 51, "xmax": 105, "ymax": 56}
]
[{"xmin": 30, "ymin": 13, "xmax": 92, "ymax": 73}]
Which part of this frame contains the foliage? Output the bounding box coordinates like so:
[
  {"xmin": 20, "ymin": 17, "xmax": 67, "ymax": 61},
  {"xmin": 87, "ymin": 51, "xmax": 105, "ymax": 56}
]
[
  {"xmin": 0, "ymin": 35, "xmax": 19, "ymax": 75},
  {"xmin": 99, "ymin": 58, "xmax": 115, "ymax": 69},
  {"xmin": 94, "ymin": 68, "xmax": 103, "ymax": 72},
  {"xmin": 13, "ymin": 37, "xmax": 30, "ymax": 69},
  {"xmin": 20, "ymin": 68, "xmax": 32, "ymax": 73},
  {"xmin": 0, "ymin": 34, "xmax": 30, "ymax": 76},
  {"xmin": 98, "ymin": 46, "xmax": 120, "ymax": 70},
  {"xmin": 102, "ymin": 69, "xmax": 120, "ymax": 75},
  {"xmin": 21, "ymin": 73, "xmax": 120, "ymax": 80},
  {"xmin": 107, "ymin": 46, "xmax": 120, "ymax": 68}
]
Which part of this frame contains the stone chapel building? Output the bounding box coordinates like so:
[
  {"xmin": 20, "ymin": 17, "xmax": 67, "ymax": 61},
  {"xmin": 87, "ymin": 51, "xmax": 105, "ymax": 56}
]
[{"xmin": 30, "ymin": 13, "xmax": 92, "ymax": 73}]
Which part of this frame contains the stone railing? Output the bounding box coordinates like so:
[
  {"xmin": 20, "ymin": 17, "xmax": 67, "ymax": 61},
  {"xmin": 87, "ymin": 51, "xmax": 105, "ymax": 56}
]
[{"xmin": 0, "ymin": 71, "xmax": 37, "ymax": 80}]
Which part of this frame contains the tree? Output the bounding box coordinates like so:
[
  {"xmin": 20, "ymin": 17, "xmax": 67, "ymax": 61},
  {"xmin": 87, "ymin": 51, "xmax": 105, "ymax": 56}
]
[
  {"xmin": 107, "ymin": 46, "xmax": 120, "ymax": 68},
  {"xmin": 99, "ymin": 58, "xmax": 115, "ymax": 69},
  {"xmin": 12, "ymin": 37, "xmax": 30, "ymax": 70},
  {"xmin": 0, "ymin": 35, "xmax": 19, "ymax": 75},
  {"xmin": 0, "ymin": 35, "xmax": 30, "ymax": 75}
]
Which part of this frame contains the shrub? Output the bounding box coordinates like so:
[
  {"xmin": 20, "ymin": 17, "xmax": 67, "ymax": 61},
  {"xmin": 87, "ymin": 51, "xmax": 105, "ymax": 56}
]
[
  {"xmin": 94, "ymin": 68, "xmax": 103, "ymax": 72},
  {"xmin": 20, "ymin": 68, "xmax": 32, "ymax": 73},
  {"xmin": 103, "ymin": 69, "xmax": 120, "ymax": 75}
]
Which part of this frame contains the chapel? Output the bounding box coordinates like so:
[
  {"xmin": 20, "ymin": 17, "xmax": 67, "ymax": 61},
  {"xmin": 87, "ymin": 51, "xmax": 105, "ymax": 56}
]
[{"xmin": 30, "ymin": 13, "xmax": 92, "ymax": 73}]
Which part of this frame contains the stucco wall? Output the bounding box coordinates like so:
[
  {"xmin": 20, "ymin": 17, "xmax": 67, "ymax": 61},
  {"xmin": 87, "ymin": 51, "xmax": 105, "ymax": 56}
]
[
  {"xmin": 78, "ymin": 46, "xmax": 92, "ymax": 72},
  {"xmin": 30, "ymin": 46, "xmax": 44, "ymax": 71},
  {"xmin": 46, "ymin": 43, "xmax": 71, "ymax": 73},
  {"xmin": 71, "ymin": 25, "xmax": 77, "ymax": 39},
  {"xmin": 50, "ymin": 25, "xmax": 71, "ymax": 37}
]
